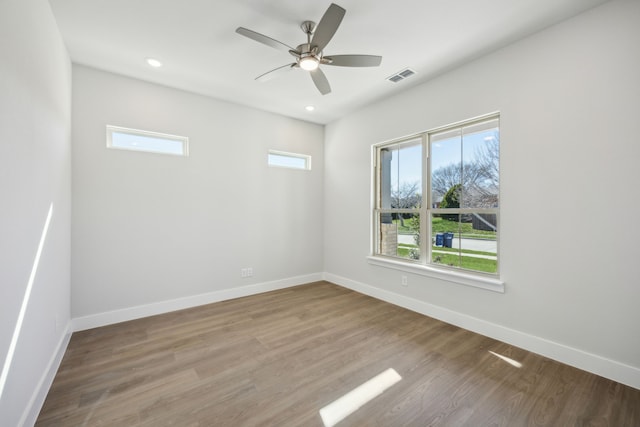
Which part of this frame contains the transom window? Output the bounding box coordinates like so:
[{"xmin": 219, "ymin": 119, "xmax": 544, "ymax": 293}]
[
  {"xmin": 106, "ymin": 125, "xmax": 189, "ymax": 156},
  {"xmin": 373, "ymin": 114, "xmax": 500, "ymax": 278},
  {"xmin": 267, "ymin": 150, "xmax": 311, "ymax": 170}
]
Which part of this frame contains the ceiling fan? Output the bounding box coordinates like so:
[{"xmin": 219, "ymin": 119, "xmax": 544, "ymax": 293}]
[{"xmin": 236, "ymin": 3, "xmax": 382, "ymax": 95}]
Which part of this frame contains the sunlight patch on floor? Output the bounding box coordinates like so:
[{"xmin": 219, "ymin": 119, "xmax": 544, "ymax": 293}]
[
  {"xmin": 319, "ymin": 368, "xmax": 402, "ymax": 427},
  {"xmin": 489, "ymin": 350, "xmax": 523, "ymax": 368}
]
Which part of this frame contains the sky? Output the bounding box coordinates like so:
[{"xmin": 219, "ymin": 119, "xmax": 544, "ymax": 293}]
[{"xmin": 389, "ymin": 128, "xmax": 498, "ymax": 195}]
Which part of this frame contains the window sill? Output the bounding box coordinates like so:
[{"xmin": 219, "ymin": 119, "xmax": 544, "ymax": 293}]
[{"xmin": 366, "ymin": 256, "xmax": 505, "ymax": 293}]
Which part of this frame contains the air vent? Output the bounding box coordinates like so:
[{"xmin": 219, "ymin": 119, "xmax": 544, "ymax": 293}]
[
  {"xmin": 387, "ymin": 68, "xmax": 416, "ymax": 83},
  {"xmin": 398, "ymin": 69, "xmax": 415, "ymax": 78}
]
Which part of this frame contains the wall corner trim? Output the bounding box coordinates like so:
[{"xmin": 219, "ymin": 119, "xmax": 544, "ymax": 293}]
[{"xmin": 323, "ymin": 272, "xmax": 640, "ymax": 391}]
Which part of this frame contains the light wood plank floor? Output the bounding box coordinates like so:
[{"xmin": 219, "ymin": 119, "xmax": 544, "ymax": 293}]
[{"xmin": 37, "ymin": 281, "xmax": 640, "ymax": 426}]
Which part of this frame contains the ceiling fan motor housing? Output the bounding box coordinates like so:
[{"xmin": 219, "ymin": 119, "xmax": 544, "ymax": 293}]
[{"xmin": 294, "ymin": 42, "xmax": 321, "ymax": 70}]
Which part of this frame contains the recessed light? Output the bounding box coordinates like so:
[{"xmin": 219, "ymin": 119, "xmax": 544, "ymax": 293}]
[
  {"xmin": 305, "ymin": 105, "xmax": 315, "ymax": 112},
  {"xmin": 146, "ymin": 58, "xmax": 162, "ymax": 68}
]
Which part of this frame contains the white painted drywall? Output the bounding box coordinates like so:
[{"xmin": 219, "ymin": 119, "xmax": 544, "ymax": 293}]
[
  {"xmin": 324, "ymin": 0, "xmax": 640, "ymax": 380},
  {"xmin": 71, "ymin": 66, "xmax": 324, "ymax": 318},
  {"xmin": 0, "ymin": 0, "xmax": 72, "ymax": 424}
]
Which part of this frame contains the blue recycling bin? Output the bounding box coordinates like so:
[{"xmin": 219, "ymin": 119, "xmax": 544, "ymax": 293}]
[
  {"xmin": 443, "ymin": 232, "xmax": 454, "ymax": 248},
  {"xmin": 435, "ymin": 233, "xmax": 444, "ymax": 246}
]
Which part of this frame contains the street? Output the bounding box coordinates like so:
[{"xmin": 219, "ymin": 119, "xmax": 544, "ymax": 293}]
[{"xmin": 398, "ymin": 233, "xmax": 497, "ymax": 253}]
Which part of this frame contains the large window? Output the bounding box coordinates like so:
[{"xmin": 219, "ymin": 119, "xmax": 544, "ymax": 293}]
[{"xmin": 373, "ymin": 114, "xmax": 500, "ymax": 280}]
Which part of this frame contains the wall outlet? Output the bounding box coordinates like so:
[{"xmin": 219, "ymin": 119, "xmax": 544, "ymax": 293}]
[
  {"xmin": 247, "ymin": 267, "xmax": 253, "ymax": 277},
  {"xmin": 241, "ymin": 267, "xmax": 254, "ymax": 278},
  {"xmin": 401, "ymin": 275, "xmax": 408, "ymax": 287}
]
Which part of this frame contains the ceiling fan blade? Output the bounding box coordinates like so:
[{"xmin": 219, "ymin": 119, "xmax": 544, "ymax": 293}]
[
  {"xmin": 311, "ymin": 3, "xmax": 345, "ymax": 52},
  {"xmin": 323, "ymin": 54, "xmax": 382, "ymax": 67},
  {"xmin": 310, "ymin": 68, "xmax": 331, "ymax": 95},
  {"xmin": 236, "ymin": 27, "xmax": 295, "ymax": 53},
  {"xmin": 256, "ymin": 63, "xmax": 296, "ymax": 82}
]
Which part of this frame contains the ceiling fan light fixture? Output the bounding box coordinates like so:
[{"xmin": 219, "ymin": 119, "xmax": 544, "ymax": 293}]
[{"xmin": 299, "ymin": 55, "xmax": 319, "ymax": 71}]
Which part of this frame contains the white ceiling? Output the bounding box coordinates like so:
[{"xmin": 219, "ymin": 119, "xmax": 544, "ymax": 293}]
[{"xmin": 48, "ymin": 0, "xmax": 609, "ymax": 125}]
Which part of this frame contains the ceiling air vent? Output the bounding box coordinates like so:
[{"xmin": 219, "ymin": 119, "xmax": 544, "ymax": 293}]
[{"xmin": 387, "ymin": 68, "xmax": 416, "ymax": 83}]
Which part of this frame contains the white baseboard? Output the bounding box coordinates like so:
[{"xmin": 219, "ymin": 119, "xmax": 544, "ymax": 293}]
[
  {"xmin": 72, "ymin": 273, "xmax": 324, "ymax": 332},
  {"xmin": 20, "ymin": 321, "xmax": 72, "ymax": 427},
  {"xmin": 323, "ymin": 272, "xmax": 640, "ymax": 391}
]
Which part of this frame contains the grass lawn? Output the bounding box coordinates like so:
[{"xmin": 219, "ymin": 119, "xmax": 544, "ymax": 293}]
[
  {"xmin": 393, "ymin": 216, "xmax": 497, "ymax": 273},
  {"xmin": 397, "ymin": 244, "xmax": 497, "ymax": 273},
  {"xmin": 432, "ymin": 252, "xmax": 497, "ymax": 273},
  {"xmin": 432, "ymin": 246, "xmax": 496, "ymax": 257}
]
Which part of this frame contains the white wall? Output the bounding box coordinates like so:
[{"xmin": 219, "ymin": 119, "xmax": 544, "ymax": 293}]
[
  {"xmin": 324, "ymin": 0, "xmax": 640, "ymax": 388},
  {"xmin": 0, "ymin": 0, "xmax": 72, "ymax": 425},
  {"xmin": 72, "ymin": 66, "xmax": 324, "ymax": 321}
]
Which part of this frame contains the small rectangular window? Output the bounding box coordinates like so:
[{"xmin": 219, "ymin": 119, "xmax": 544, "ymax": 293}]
[
  {"xmin": 106, "ymin": 125, "xmax": 188, "ymax": 156},
  {"xmin": 268, "ymin": 150, "xmax": 311, "ymax": 170}
]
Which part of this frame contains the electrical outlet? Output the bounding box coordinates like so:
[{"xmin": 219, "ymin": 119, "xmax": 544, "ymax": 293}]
[
  {"xmin": 241, "ymin": 268, "xmax": 247, "ymax": 278},
  {"xmin": 401, "ymin": 275, "xmax": 408, "ymax": 287},
  {"xmin": 247, "ymin": 267, "xmax": 253, "ymax": 277}
]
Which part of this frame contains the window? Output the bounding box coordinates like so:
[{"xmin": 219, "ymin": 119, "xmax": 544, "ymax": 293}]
[
  {"xmin": 268, "ymin": 150, "xmax": 311, "ymax": 170},
  {"xmin": 372, "ymin": 114, "xmax": 500, "ymax": 286},
  {"xmin": 106, "ymin": 125, "xmax": 188, "ymax": 156}
]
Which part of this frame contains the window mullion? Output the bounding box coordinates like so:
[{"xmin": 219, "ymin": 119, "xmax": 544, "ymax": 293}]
[{"xmin": 422, "ymin": 135, "xmax": 429, "ymax": 265}]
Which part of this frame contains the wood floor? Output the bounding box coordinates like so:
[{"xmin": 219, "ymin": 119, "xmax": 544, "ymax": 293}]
[{"xmin": 37, "ymin": 281, "xmax": 640, "ymax": 426}]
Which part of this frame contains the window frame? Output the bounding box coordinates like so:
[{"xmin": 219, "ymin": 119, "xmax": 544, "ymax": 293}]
[
  {"xmin": 369, "ymin": 113, "xmax": 503, "ymax": 292},
  {"xmin": 106, "ymin": 125, "xmax": 189, "ymax": 156}
]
